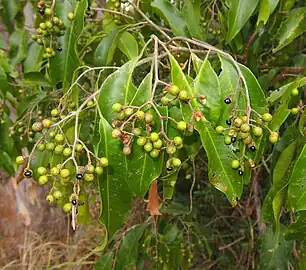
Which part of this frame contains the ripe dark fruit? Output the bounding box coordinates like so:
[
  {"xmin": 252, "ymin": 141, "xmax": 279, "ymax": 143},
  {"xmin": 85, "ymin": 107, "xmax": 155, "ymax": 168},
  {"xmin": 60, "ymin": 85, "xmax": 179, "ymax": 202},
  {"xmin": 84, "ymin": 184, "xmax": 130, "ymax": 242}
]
[
  {"xmin": 224, "ymin": 97, "xmax": 231, "ymax": 104},
  {"xmin": 249, "ymin": 145, "xmax": 256, "ymax": 152},
  {"xmin": 238, "ymin": 169, "xmax": 244, "ymax": 176},
  {"xmin": 72, "ymin": 199, "xmax": 77, "ymax": 206},
  {"xmin": 226, "ymin": 119, "xmax": 231, "ymax": 126},
  {"xmin": 76, "ymin": 173, "xmax": 83, "ymax": 180},
  {"xmin": 166, "ymin": 166, "xmax": 173, "ymax": 171},
  {"xmin": 231, "ymin": 137, "xmax": 237, "ymax": 143},
  {"xmin": 38, "ymin": 8, "xmax": 44, "ymax": 15},
  {"xmin": 57, "ymin": 47, "xmax": 62, "ymax": 52},
  {"xmin": 24, "ymin": 170, "xmax": 33, "ymax": 178}
]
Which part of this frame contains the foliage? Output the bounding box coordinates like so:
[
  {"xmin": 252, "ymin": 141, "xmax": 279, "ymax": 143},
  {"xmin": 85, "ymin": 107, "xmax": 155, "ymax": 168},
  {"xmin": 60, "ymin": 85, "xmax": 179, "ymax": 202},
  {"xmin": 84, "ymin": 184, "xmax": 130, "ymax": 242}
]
[{"xmin": 0, "ymin": 0, "xmax": 305, "ymax": 268}]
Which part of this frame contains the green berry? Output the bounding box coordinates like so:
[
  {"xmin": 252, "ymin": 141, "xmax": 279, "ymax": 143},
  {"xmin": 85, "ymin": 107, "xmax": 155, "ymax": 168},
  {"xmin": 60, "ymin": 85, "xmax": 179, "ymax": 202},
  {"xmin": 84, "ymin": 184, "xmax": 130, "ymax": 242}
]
[
  {"xmin": 166, "ymin": 145, "xmax": 176, "ymax": 154},
  {"xmin": 150, "ymin": 149, "xmax": 159, "ymax": 158},
  {"xmin": 144, "ymin": 142, "xmax": 153, "ymax": 152},
  {"xmin": 150, "ymin": 132, "xmax": 159, "ymax": 142},
  {"xmin": 177, "ymin": 121, "xmax": 187, "ymax": 131},
  {"xmin": 63, "ymin": 148, "xmax": 72, "ymax": 157},
  {"xmin": 233, "ymin": 118, "xmax": 243, "ymax": 128},
  {"xmin": 252, "ymin": 126, "xmax": 263, "ymax": 137},
  {"xmin": 53, "ymin": 190, "xmax": 63, "ymax": 200},
  {"xmin": 38, "ymin": 175, "xmax": 48, "ymax": 185},
  {"xmin": 95, "ymin": 166, "xmax": 104, "ymax": 175},
  {"xmin": 30, "ymin": 34, "xmax": 37, "ymax": 40},
  {"xmin": 54, "ymin": 144, "xmax": 64, "ymax": 155},
  {"xmin": 55, "ymin": 134, "xmax": 65, "ymax": 143},
  {"xmin": 262, "ymin": 113, "xmax": 273, "ymax": 122},
  {"xmin": 123, "ymin": 145, "xmax": 132, "ymax": 155},
  {"xmin": 53, "ymin": 17, "xmax": 59, "ymax": 25},
  {"xmin": 99, "ymin": 157, "xmax": 109, "ymax": 167},
  {"xmin": 238, "ymin": 132, "xmax": 249, "ymax": 139},
  {"xmin": 112, "ymin": 128, "xmax": 121, "ymax": 138},
  {"xmin": 116, "ymin": 111, "xmax": 126, "ymax": 120},
  {"xmin": 45, "ymin": 21, "xmax": 53, "ymax": 29},
  {"xmin": 32, "ymin": 122, "xmax": 43, "ymax": 132},
  {"xmin": 45, "ymin": 194, "xmax": 54, "ymax": 204},
  {"xmin": 51, "ymin": 108, "xmax": 59, "ymax": 117},
  {"xmin": 84, "ymin": 173, "xmax": 94, "ymax": 182},
  {"xmin": 173, "ymin": 136, "xmax": 183, "ymax": 146},
  {"xmin": 60, "ymin": 169, "xmax": 70, "ymax": 178},
  {"xmin": 50, "ymin": 167, "xmax": 60, "ymax": 176},
  {"xmin": 16, "ymin": 156, "xmax": 25, "ymax": 165},
  {"xmin": 136, "ymin": 110, "xmax": 145, "ymax": 120},
  {"xmin": 124, "ymin": 108, "xmax": 134, "ymax": 116},
  {"xmin": 86, "ymin": 164, "xmax": 95, "ymax": 173},
  {"xmin": 269, "ymin": 132, "xmax": 279, "ymax": 144},
  {"xmin": 231, "ymin": 160, "xmax": 240, "ymax": 169},
  {"xmin": 243, "ymin": 136, "xmax": 253, "ymax": 145},
  {"xmin": 67, "ymin": 12, "xmax": 75, "ymax": 21},
  {"xmin": 291, "ymin": 88, "xmax": 299, "ymax": 96},
  {"xmin": 49, "ymin": 131, "xmax": 56, "ymax": 138},
  {"xmin": 240, "ymin": 123, "xmax": 251, "ymax": 133},
  {"xmin": 39, "ymin": 22, "xmax": 46, "ymax": 30},
  {"xmin": 137, "ymin": 137, "xmax": 147, "ymax": 146},
  {"xmin": 37, "ymin": 166, "xmax": 47, "ymax": 175},
  {"xmin": 42, "ymin": 119, "xmax": 52, "ymax": 128},
  {"xmin": 87, "ymin": 100, "xmax": 94, "ymax": 107},
  {"xmin": 112, "ymin": 103, "xmax": 122, "ymax": 112},
  {"xmin": 46, "ymin": 142, "xmax": 55, "ymax": 151},
  {"xmin": 215, "ymin": 126, "xmax": 224, "ymax": 134},
  {"xmin": 75, "ymin": 143, "xmax": 83, "ymax": 152},
  {"xmin": 63, "ymin": 202, "xmax": 72, "ymax": 213},
  {"xmin": 169, "ymin": 85, "xmax": 180, "ymax": 96},
  {"xmin": 161, "ymin": 97, "xmax": 170, "ymax": 105},
  {"xmin": 178, "ymin": 90, "xmax": 188, "ymax": 100},
  {"xmin": 132, "ymin": 128, "xmax": 141, "ymax": 136},
  {"xmin": 144, "ymin": 113, "xmax": 154, "ymax": 123},
  {"xmin": 37, "ymin": 143, "xmax": 45, "ymax": 151},
  {"xmin": 291, "ymin": 108, "xmax": 299, "ymax": 115},
  {"xmin": 45, "ymin": 8, "xmax": 52, "ymax": 16},
  {"xmin": 153, "ymin": 139, "xmax": 163, "ymax": 149},
  {"xmin": 172, "ymin": 158, "xmax": 181, "ymax": 167},
  {"xmin": 224, "ymin": 136, "xmax": 231, "ymax": 145}
]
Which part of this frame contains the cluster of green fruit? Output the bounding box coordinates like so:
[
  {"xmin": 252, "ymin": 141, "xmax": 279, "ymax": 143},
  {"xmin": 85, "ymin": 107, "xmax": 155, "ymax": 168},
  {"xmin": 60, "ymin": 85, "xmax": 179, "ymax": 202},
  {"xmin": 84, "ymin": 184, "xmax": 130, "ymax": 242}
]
[
  {"xmin": 109, "ymin": 0, "xmax": 122, "ymax": 24},
  {"xmin": 160, "ymin": 84, "xmax": 191, "ymax": 105},
  {"xmin": 111, "ymin": 98, "xmax": 188, "ymax": 170},
  {"xmin": 0, "ymin": 104, "xmax": 6, "ymax": 124},
  {"xmin": 290, "ymin": 87, "xmax": 303, "ymax": 115}
]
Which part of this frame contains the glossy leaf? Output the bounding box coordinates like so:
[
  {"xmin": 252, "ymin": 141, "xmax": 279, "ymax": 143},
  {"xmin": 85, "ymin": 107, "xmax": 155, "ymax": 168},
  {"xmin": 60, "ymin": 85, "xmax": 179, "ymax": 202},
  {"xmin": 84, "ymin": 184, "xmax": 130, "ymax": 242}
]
[
  {"xmin": 96, "ymin": 117, "xmax": 132, "ymax": 236},
  {"xmin": 8, "ymin": 29, "xmax": 28, "ymax": 65},
  {"xmin": 285, "ymin": 211, "xmax": 306, "ymax": 241},
  {"xmin": 195, "ymin": 120, "xmax": 244, "ymax": 206},
  {"xmin": 260, "ymin": 225, "xmax": 293, "ymax": 270},
  {"xmin": 193, "ymin": 58, "xmax": 221, "ymax": 125},
  {"xmin": 287, "ymin": 145, "xmax": 306, "ymax": 211},
  {"xmin": 0, "ymin": 150, "xmax": 15, "ymax": 175},
  {"xmin": 152, "ymin": 0, "xmax": 189, "ymax": 37},
  {"xmin": 94, "ymin": 252, "xmax": 114, "ymax": 270},
  {"xmin": 0, "ymin": 66, "xmax": 13, "ymax": 98},
  {"xmin": 118, "ymin": 32, "xmax": 139, "ymax": 60},
  {"xmin": 257, "ymin": 0, "xmax": 280, "ymax": 26},
  {"xmin": 226, "ymin": 0, "xmax": 259, "ymax": 43},
  {"xmin": 273, "ymin": 7, "xmax": 306, "ymax": 53},
  {"xmin": 49, "ymin": 0, "xmax": 87, "ymax": 90},
  {"xmin": 23, "ymin": 42, "xmax": 43, "ymax": 73},
  {"xmin": 115, "ymin": 224, "xmax": 148, "ymax": 270},
  {"xmin": 23, "ymin": 72, "xmax": 52, "ymax": 87},
  {"xmin": 2, "ymin": 0, "xmax": 20, "ymax": 33}
]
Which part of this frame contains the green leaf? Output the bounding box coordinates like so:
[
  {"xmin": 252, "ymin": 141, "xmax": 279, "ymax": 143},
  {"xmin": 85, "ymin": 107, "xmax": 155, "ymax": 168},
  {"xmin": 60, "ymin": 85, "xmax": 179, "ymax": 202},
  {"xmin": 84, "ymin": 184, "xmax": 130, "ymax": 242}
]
[
  {"xmin": 49, "ymin": 0, "xmax": 87, "ymax": 90},
  {"xmin": 226, "ymin": 0, "xmax": 259, "ymax": 43},
  {"xmin": 8, "ymin": 29, "xmax": 28, "ymax": 65},
  {"xmin": 118, "ymin": 32, "xmax": 139, "ymax": 60},
  {"xmin": 94, "ymin": 26, "xmax": 129, "ymax": 66},
  {"xmin": 193, "ymin": 58, "xmax": 221, "ymax": 124},
  {"xmin": 285, "ymin": 211, "xmax": 306, "ymax": 241},
  {"xmin": 260, "ymin": 225, "xmax": 293, "ymax": 270},
  {"xmin": 195, "ymin": 120, "xmax": 244, "ymax": 206},
  {"xmin": 0, "ymin": 150, "xmax": 15, "ymax": 175},
  {"xmin": 287, "ymin": 145, "xmax": 306, "ymax": 212},
  {"xmin": 96, "ymin": 117, "xmax": 132, "ymax": 236},
  {"xmin": 94, "ymin": 252, "xmax": 114, "ymax": 270},
  {"xmin": 115, "ymin": 224, "xmax": 148, "ymax": 270},
  {"xmin": 273, "ymin": 7, "xmax": 306, "ymax": 53},
  {"xmin": 0, "ymin": 66, "xmax": 13, "ymax": 98},
  {"xmin": 191, "ymin": 53, "xmax": 203, "ymax": 74},
  {"xmin": 163, "ymin": 170, "xmax": 179, "ymax": 200},
  {"xmin": 23, "ymin": 42, "xmax": 43, "ymax": 73},
  {"xmin": 2, "ymin": 0, "xmax": 20, "ymax": 33},
  {"xmin": 257, "ymin": 0, "xmax": 280, "ymax": 26},
  {"xmin": 151, "ymin": 0, "xmax": 189, "ymax": 37},
  {"xmin": 23, "ymin": 72, "xmax": 52, "ymax": 87},
  {"xmin": 98, "ymin": 59, "xmax": 138, "ymax": 123}
]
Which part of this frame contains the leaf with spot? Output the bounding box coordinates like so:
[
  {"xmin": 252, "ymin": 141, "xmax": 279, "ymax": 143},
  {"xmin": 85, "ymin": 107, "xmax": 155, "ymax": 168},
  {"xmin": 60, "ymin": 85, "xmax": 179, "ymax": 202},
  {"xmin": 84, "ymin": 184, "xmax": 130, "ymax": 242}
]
[{"xmin": 273, "ymin": 7, "xmax": 306, "ymax": 53}]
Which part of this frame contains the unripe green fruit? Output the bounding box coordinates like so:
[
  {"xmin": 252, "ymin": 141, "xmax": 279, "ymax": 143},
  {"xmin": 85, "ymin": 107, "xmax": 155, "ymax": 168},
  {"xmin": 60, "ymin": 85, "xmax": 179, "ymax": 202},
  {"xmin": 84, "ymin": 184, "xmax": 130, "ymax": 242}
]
[
  {"xmin": 32, "ymin": 122, "xmax": 43, "ymax": 132},
  {"xmin": 243, "ymin": 136, "xmax": 253, "ymax": 145},
  {"xmin": 132, "ymin": 128, "xmax": 141, "ymax": 136},
  {"xmin": 51, "ymin": 167, "xmax": 60, "ymax": 176},
  {"xmin": 123, "ymin": 145, "xmax": 132, "ymax": 155},
  {"xmin": 291, "ymin": 88, "xmax": 299, "ymax": 96},
  {"xmin": 178, "ymin": 90, "xmax": 188, "ymax": 100},
  {"xmin": 124, "ymin": 107, "xmax": 134, "ymax": 116},
  {"xmin": 42, "ymin": 119, "xmax": 52, "ymax": 128},
  {"xmin": 144, "ymin": 142, "xmax": 153, "ymax": 152},
  {"xmin": 86, "ymin": 164, "xmax": 95, "ymax": 173},
  {"xmin": 45, "ymin": 21, "xmax": 53, "ymax": 29},
  {"xmin": 177, "ymin": 121, "xmax": 187, "ymax": 131},
  {"xmin": 137, "ymin": 137, "xmax": 147, "ymax": 146},
  {"xmin": 166, "ymin": 145, "xmax": 176, "ymax": 154},
  {"xmin": 169, "ymin": 85, "xmax": 180, "ymax": 96},
  {"xmin": 231, "ymin": 160, "xmax": 240, "ymax": 169},
  {"xmin": 37, "ymin": 38, "xmax": 43, "ymax": 45},
  {"xmin": 238, "ymin": 132, "xmax": 249, "ymax": 139},
  {"xmin": 224, "ymin": 136, "xmax": 231, "ymax": 145},
  {"xmin": 84, "ymin": 173, "xmax": 94, "ymax": 182},
  {"xmin": 144, "ymin": 113, "xmax": 154, "ymax": 123},
  {"xmin": 45, "ymin": 194, "xmax": 54, "ymax": 203},
  {"xmin": 150, "ymin": 149, "xmax": 159, "ymax": 158},
  {"xmin": 16, "ymin": 156, "xmax": 25, "ymax": 165},
  {"xmin": 252, "ymin": 126, "xmax": 263, "ymax": 137},
  {"xmin": 153, "ymin": 139, "xmax": 163, "ymax": 149},
  {"xmin": 51, "ymin": 108, "xmax": 59, "ymax": 117},
  {"xmin": 55, "ymin": 134, "xmax": 64, "ymax": 143},
  {"xmin": 87, "ymin": 100, "xmax": 94, "ymax": 107},
  {"xmin": 46, "ymin": 142, "xmax": 55, "ymax": 151},
  {"xmin": 38, "ymin": 175, "xmax": 48, "ymax": 185},
  {"xmin": 37, "ymin": 143, "xmax": 45, "ymax": 151},
  {"xmin": 63, "ymin": 148, "xmax": 72, "ymax": 157},
  {"xmin": 112, "ymin": 128, "xmax": 121, "ymax": 138},
  {"xmin": 54, "ymin": 144, "xmax": 64, "ymax": 154},
  {"xmin": 61, "ymin": 177, "xmax": 70, "ymax": 184},
  {"xmin": 150, "ymin": 132, "xmax": 159, "ymax": 142},
  {"xmin": 215, "ymin": 126, "xmax": 224, "ymax": 134},
  {"xmin": 240, "ymin": 123, "xmax": 250, "ymax": 133},
  {"xmin": 53, "ymin": 17, "xmax": 59, "ymax": 25},
  {"xmin": 39, "ymin": 22, "xmax": 46, "ymax": 29},
  {"xmin": 75, "ymin": 144, "xmax": 83, "ymax": 152},
  {"xmin": 53, "ymin": 190, "xmax": 63, "ymax": 200},
  {"xmin": 161, "ymin": 97, "xmax": 170, "ymax": 105},
  {"xmin": 99, "ymin": 157, "xmax": 109, "ymax": 167},
  {"xmin": 44, "ymin": 8, "xmax": 52, "ymax": 16},
  {"xmin": 135, "ymin": 111, "xmax": 145, "ymax": 120},
  {"xmin": 262, "ymin": 113, "xmax": 272, "ymax": 122},
  {"xmin": 37, "ymin": 166, "xmax": 47, "ymax": 175},
  {"xmin": 67, "ymin": 12, "xmax": 75, "ymax": 21},
  {"xmin": 241, "ymin": 116, "xmax": 247, "ymax": 123},
  {"xmin": 30, "ymin": 34, "xmax": 37, "ymax": 40},
  {"xmin": 63, "ymin": 202, "xmax": 72, "ymax": 213},
  {"xmin": 233, "ymin": 118, "xmax": 243, "ymax": 128},
  {"xmin": 95, "ymin": 166, "xmax": 104, "ymax": 175},
  {"xmin": 60, "ymin": 169, "xmax": 70, "ymax": 178},
  {"xmin": 112, "ymin": 103, "xmax": 122, "ymax": 112},
  {"xmin": 172, "ymin": 158, "xmax": 182, "ymax": 167},
  {"xmin": 49, "ymin": 131, "xmax": 56, "ymax": 138},
  {"xmin": 291, "ymin": 108, "xmax": 299, "ymax": 115},
  {"xmin": 173, "ymin": 136, "xmax": 183, "ymax": 146},
  {"xmin": 269, "ymin": 132, "xmax": 279, "ymax": 144}
]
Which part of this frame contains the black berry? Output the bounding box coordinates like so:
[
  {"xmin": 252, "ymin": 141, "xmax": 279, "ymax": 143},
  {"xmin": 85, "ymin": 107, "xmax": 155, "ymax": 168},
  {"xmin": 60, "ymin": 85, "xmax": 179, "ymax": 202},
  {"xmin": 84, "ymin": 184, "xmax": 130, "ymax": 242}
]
[
  {"xmin": 167, "ymin": 166, "xmax": 173, "ymax": 171},
  {"xmin": 76, "ymin": 173, "xmax": 83, "ymax": 180},
  {"xmin": 24, "ymin": 170, "xmax": 32, "ymax": 178},
  {"xmin": 226, "ymin": 120, "xmax": 232, "ymax": 126},
  {"xmin": 249, "ymin": 145, "xmax": 256, "ymax": 152},
  {"xmin": 87, "ymin": 14, "xmax": 93, "ymax": 18},
  {"xmin": 224, "ymin": 98, "xmax": 232, "ymax": 104},
  {"xmin": 72, "ymin": 199, "xmax": 77, "ymax": 206},
  {"xmin": 57, "ymin": 47, "xmax": 62, "ymax": 52},
  {"xmin": 231, "ymin": 137, "xmax": 237, "ymax": 143},
  {"xmin": 238, "ymin": 169, "xmax": 244, "ymax": 175},
  {"xmin": 38, "ymin": 8, "xmax": 44, "ymax": 15}
]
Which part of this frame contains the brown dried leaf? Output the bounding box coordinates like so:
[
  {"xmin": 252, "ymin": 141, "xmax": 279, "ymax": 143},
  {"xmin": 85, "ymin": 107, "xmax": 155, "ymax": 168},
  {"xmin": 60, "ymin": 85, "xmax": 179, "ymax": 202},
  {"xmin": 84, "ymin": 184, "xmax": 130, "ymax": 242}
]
[{"xmin": 146, "ymin": 180, "xmax": 161, "ymax": 216}]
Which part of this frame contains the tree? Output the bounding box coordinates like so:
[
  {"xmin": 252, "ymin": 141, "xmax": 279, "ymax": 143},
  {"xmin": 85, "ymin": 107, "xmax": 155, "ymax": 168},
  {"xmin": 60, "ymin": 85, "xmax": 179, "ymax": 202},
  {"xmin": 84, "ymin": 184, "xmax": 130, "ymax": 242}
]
[{"xmin": 0, "ymin": 0, "xmax": 306, "ymax": 268}]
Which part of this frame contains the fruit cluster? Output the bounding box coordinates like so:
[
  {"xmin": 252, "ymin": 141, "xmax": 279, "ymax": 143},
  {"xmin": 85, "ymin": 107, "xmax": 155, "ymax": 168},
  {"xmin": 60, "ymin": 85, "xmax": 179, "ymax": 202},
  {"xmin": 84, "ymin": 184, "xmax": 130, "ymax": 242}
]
[
  {"xmin": 109, "ymin": 0, "xmax": 122, "ymax": 24},
  {"xmin": 0, "ymin": 103, "xmax": 6, "ymax": 124}
]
